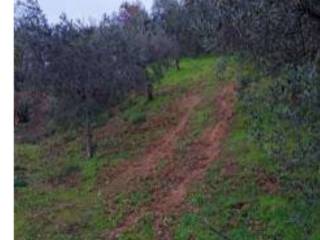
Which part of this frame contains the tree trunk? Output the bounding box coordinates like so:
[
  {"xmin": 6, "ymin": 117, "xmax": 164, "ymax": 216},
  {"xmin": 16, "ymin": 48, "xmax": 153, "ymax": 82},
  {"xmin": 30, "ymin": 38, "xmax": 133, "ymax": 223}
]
[
  {"xmin": 85, "ymin": 109, "xmax": 93, "ymax": 159},
  {"xmin": 175, "ymin": 58, "xmax": 181, "ymax": 71},
  {"xmin": 84, "ymin": 72, "xmax": 94, "ymax": 159},
  {"xmin": 85, "ymin": 125, "xmax": 93, "ymax": 159},
  {"xmin": 147, "ymin": 83, "xmax": 154, "ymax": 101}
]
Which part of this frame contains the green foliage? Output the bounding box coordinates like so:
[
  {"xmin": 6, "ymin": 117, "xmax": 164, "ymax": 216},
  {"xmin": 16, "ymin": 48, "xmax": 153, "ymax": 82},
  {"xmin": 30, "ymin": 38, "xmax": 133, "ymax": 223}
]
[
  {"xmin": 255, "ymin": 196, "xmax": 302, "ymax": 239},
  {"xmin": 14, "ymin": 176, "xmax": 28, "ymax": 188},
  {"xmin": 15, "ymin": 144, "xmax": 41, "ymax": 163},
  {"xmin": 15, "ymin": 144, "xmax": 42, "ymax": 187},
  {"xmin": 94, "ymin": 111, "xmax": 112, "ymax": 127},
  {"xmin": 238, "ymin": 62, "xmax": 320, "ymax": 197},
  {"xmin": 125, "ymin": 111, "xmax": 147, "ymax": 125},
  {"xmin": 15, "ymin": 56, "xmax": 215, "ymax": 239},
  {"xmin": 121, "ymin": 94, "xmax": 173, "ymax": 125},
  {"xmin": 235, "ymin": 58, "xmax": 320, "ymax": 239},
  {"xmin": 213, "ymin": 56, "xmax": 229, "ymax": 81},
  {"xmin": 15, "ymin": 55, "xmax": 320, "ymax": 240},
  {"xmin": 173, "ymin": 56, "xmax": 320, "ymax": 240},
  {"xmin": 156, "ymin": 56, "xmax": 215, "ymax": 88}
]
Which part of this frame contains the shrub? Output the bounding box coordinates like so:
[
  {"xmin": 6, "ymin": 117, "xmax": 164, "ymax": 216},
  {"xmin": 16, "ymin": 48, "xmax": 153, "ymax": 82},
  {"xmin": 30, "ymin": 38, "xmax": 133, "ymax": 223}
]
[
  {"xmin": 238, "ymin": 61, "xmax": 320, "ymax": 205},
  {"xmin": 126, "ymin": 111, "xmax": 146, "ymax": 125},
  {"xmin": 14, "ymin": 176, "xmax": 28, "ymax": 188},
  {"xmin": 214, "ymin": 57, "xmax": 229, "ymax": 81}
]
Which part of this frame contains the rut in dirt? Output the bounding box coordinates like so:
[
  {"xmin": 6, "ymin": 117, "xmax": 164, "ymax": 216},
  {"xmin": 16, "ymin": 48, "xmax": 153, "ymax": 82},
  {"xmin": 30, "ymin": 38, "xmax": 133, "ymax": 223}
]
[
  {"xmin": 103, "ymin": 93, "xmax": 201, "ymax": 197},
  {"xmin": 106, "ymin": 83, "xmax": 236, "ymax": 240}
]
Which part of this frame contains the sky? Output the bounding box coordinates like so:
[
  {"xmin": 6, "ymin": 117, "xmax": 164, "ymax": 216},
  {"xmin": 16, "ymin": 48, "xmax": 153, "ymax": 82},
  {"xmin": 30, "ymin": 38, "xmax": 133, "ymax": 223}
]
[{"xmin": 38, "ymin": 0, "xmax": 154, "ymax": 24}]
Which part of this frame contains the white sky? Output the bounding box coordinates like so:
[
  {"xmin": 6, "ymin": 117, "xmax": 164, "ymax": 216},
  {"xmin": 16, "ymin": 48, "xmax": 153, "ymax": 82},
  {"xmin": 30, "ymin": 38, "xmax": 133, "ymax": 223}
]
[{"xmin": 38, "ymin": 0, "xmax": 154, "ymax": 23}]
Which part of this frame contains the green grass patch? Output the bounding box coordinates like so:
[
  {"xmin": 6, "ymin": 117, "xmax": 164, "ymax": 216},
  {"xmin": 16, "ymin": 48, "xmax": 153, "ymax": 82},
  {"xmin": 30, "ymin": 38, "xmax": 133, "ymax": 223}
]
[
  {"xmin": 174, "ymin": 55, "xmax": 320, "ymax": 240},
  {"xmin": 17, "ymin": 55, "xmax": 320, "ymax": 240},
  {"xmin": 157, "ymin": 56, "xmax": 215, "ymax": 88}
]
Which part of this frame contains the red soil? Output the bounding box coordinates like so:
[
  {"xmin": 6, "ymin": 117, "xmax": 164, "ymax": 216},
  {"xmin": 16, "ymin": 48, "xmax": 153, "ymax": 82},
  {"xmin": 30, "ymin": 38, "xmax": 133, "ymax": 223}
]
[
  {"xmin": 106, "ymin": 83, "xmax": 236, "ymax": 239},
  {"xmin": 103, "ymin": 94, "xmax": 201, "ymax": 196}
]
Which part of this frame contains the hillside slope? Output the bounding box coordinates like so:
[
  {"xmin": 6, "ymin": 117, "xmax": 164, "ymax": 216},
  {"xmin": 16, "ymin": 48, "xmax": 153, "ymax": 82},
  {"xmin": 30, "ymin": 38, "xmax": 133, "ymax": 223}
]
[{"xmin": 15, "ymin": 56, "xmax": 320, "ymax": 240}]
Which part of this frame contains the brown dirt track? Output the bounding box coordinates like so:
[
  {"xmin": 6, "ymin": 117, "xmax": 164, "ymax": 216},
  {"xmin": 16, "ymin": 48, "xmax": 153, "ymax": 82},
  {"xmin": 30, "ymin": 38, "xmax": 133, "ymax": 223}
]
[{"xmin": 105, "ymin": 83, "xmax": 236, "ymax": 240}]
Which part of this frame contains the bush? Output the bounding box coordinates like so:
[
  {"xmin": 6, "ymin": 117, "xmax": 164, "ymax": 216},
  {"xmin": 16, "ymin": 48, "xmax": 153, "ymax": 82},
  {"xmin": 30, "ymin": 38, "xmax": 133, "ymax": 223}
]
[
  {"xmin": 238, "ymin": 61, "xmax": 320, "ymax": 205},
  {"xmin": 14, "ymin": 175, "xmax": 28, "ymax": 188},
  {"xmin": 214, "ymin": 57, "xmax": 229, "ymax": 81},
  {"xmin": 126, "ymin": 111, "xmax": 146, "ymax": 125}
]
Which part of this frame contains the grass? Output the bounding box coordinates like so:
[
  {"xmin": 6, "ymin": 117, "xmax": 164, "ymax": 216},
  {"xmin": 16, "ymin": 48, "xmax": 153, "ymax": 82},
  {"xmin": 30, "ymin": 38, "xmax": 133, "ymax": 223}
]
[
  {"xmin": 15, "ymin": 54, "xmax": 320, "ymax": 239},
  {"xmin": 173, "ymin": 109, "xmax": 293, "ymax": 239},
  {"xmin": 172, "ymin": 55, "xmax": 320, "ymax": 240},
  {"xmin": 118, "ymin": 214, "xmax": 155, "ymax": 240},
  {"xmin": 156, "ymin": 56, "xmax": 215, "ymax": 88},
  {"xmin": 15, "ymin": 56, "xmax": 216, "ymax": 240}
]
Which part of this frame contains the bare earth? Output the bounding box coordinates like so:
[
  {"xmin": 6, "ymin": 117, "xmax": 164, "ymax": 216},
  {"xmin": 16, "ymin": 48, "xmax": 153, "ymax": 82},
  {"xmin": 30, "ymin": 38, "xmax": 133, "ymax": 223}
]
[{"xmin": 105, "ymin": 83, "xmax": 236, "ymax": 239}]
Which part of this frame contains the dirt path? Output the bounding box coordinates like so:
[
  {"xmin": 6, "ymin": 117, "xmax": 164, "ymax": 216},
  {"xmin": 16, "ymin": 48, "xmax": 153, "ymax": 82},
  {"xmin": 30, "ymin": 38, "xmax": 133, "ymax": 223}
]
[
  {"xmin": 152, "ymin": 83, "xmax": 235, "ymax": 239},
  {"xmin": 104, "ymin": 94, "xmax": 201, "ymax": 197},
  {"xmin": 106, "ymin": 83, "xmax": 236, "ymax": 239}
]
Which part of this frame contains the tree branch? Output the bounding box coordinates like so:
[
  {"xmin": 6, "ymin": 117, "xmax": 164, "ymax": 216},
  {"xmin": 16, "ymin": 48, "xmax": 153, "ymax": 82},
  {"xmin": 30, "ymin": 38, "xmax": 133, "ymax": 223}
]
[{"xmin": 297, "ymin": 0, "xmax": 320, "ymax": 21}]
